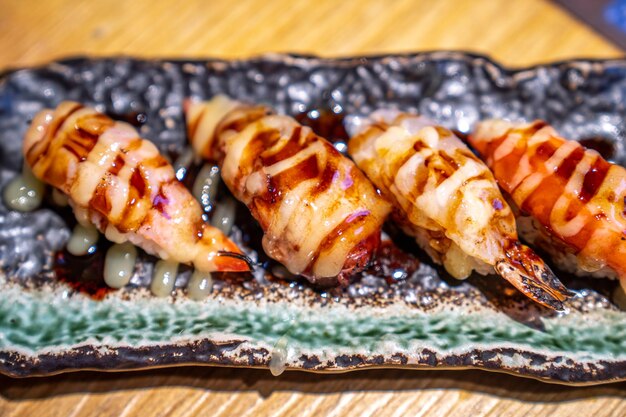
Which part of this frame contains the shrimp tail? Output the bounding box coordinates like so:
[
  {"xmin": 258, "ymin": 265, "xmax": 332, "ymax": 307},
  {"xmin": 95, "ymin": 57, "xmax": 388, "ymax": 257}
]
[
  {"xmin": 495, "ymin": 241, "xmax": 574, "ymax": 311},
  {"xmin": 215, "ymin": 251, "xmax": 256, "ymax": 272}
]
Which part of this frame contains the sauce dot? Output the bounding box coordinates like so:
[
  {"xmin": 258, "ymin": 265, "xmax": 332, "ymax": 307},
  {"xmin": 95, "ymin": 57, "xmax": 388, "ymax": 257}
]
[
  {"xmin": 3, "ymin": 168, "xmax": 45, "ymax": 212},
  {"xmin": 150, "ymin": 260, "xmax": 179, "ymax": 297},
  {"xmin": 187, "ymin": 270, "xmax": 213, "ymax": 300},
  {"xmin": 103, "ymin": 242, "xmax": 137, "ymax": 288},
  {"xmin": 67, "ymin": 224, "xmax": 99, "ymax": 256}
]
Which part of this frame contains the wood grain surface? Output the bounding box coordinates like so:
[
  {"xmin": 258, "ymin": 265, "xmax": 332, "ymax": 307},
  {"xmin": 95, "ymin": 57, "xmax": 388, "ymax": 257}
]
[{"xmin": 1, "ymin": 0, "xmax": 625, "ymax": 416}]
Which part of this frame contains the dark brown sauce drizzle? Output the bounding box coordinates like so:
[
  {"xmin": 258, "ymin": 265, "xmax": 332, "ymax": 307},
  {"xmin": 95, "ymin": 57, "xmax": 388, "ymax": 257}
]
[
  {"xmin": 579, "ymin": 157, "xmax": 610, "ymax": 203},
  {"xmin": 555, "ymin": 146, "xmax": 585, "ymax": 180}
]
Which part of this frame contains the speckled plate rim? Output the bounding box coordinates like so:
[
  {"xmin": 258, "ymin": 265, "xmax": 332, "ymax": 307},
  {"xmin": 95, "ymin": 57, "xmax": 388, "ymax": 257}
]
[
  {"xmin": 3, "ymin": 50, "xmax": 626, "ymax": 79},
  {"xmin": 1, "ymin": 51, "xmax": 626, "ymax": 384},
  {"xmin": 3, "ymin": 345, "xmax": 625, "ymax": 386}
]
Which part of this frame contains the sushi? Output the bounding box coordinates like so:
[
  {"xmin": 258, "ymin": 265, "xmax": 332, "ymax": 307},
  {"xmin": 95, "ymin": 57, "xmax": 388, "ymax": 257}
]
[
  {"xmin": 185, "ymin": 95, "xmax": 391, "ymax": 285},
  {"xmin": 346, "ymin": 110, "xmax": 572, "ymax": 310},
  {"xmin": 469, "ymin": 119, "xmax": 626, "ymax": 291},
  {"xmin": 23, "ymin": 101, "xmax": 250, "ymax": 273}
]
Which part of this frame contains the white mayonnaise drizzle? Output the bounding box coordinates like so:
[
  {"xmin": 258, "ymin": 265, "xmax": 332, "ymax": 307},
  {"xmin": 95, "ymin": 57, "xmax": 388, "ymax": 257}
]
[
  {"xmin": 3, "ymin": 166, "xmax": 45, "ymax": 212},
  {"xmin": 187, "ymin": 270, "xmax": 213, "ymax": 300},
  {"xmin": 192, "ymin": 164, "xmax": 220, "ymax": 207},
  {"xmin": 67, "ymin": 224, "xmax": 99, "ymax": 256},
  {"xmin": 103, "ymin": 242, "xmax": 137, "ymax": 288},
  {"xmin": 211, "ymin": 197, "xmax": 236, "ymax": 235},
  {"xmin": 173, "ymin": 147, "xmax": 196, "ymax": 181},
  {"xmin": 269, "ymin": 336, "xmax": 289, "ymax": 376},
  {"xmin": 150, "ymin": 260, "xmax": 179, "ymax": 297}
]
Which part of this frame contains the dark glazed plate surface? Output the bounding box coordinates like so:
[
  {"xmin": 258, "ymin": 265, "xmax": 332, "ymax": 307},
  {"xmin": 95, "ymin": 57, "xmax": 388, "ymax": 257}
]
[{"xmin": 1, "ymin": 52, "xmax": 626, "ymax": 384}]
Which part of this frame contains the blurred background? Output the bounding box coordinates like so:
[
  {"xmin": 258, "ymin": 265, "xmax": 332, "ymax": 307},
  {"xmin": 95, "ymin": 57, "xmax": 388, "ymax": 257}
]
[
  {"xmin": 1, "ymin": 0, "xmax": 625, "ymax": 416},
  {"xmin": 0, "ymin": 0, "xmax": 623, "ymax": 68}
]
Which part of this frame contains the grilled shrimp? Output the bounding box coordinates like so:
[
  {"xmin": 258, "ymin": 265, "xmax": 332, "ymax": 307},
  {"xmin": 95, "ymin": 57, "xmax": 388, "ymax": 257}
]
[
  {"xmin": 469, "ymin": 119, "xmax": 626, "ymax": 290},
  {"xmin": 186, "ymin": 95, "xmax": 391, "ymax": 285},
  {"xmin": 346, "ymin": 110, "xmax": 571, "ymax": 310},
  {"xmin": 23, "ymin": 101, "xmax": 249, "ymax": 272}
]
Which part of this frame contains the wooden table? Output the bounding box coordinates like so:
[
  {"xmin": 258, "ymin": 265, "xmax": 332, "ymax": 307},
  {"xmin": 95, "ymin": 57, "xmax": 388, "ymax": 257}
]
[{"xmin": 1, "ymin": 0, "xmax": 625, "ymax": 415}]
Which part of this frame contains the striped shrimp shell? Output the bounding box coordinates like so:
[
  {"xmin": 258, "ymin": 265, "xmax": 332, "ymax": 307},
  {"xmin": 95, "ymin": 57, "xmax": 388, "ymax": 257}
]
[
  {"xmin": 186, "ymin": 95, "xmax": 391, "ymax": 285},
  {"xmin": 469, "ymin": 119, "xmax": 626, "ymax": 290},
  {"xmin": 346, "ymin": 110, "xmax": 572, "ymax": 310},
  {"xmin": 23, "ymin": 101, "xmax": 249, "ymax": 273}
]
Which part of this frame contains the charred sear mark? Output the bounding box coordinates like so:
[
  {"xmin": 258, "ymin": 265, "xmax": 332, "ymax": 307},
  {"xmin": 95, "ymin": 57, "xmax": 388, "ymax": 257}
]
[
  {"xmin": 237, "ymin": 129, "xmax": 277, "ymax": 183},
  {"xmin": 310, "ymin": 159, "xmax": 338, "ymax": 197},
  {"xmin": 122, "ymin": 138, "xmax": 143, "ymax": 155},
  {"xmin": 413, "ymin": 140, "xmax": 426, "ymax": 152},
  {"xmin": 116, "ymin": 165, "xmax": 151, "ymax": 232}
]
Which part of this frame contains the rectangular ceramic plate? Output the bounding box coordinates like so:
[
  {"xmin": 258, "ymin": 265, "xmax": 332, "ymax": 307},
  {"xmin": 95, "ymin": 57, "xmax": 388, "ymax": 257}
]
[{"xmin": 1, "ymin": 53, "xmax": 625, "ymax": 384}]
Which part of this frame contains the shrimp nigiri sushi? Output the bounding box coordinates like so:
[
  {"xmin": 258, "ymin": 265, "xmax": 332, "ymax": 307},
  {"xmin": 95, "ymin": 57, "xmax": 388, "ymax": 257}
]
[
  {"xmin": 346, "ymin": 110, "xmax": 572, "ymax": 310},
  {"xmin": 23, "ymin": 101, "xmax": 249, "ymax": 272},
  {"xmin": 185, "ymin": 95, "xmax": 391, "ymax": 285},
  {"xmin": 469, "ymin": 119, "xmax": 626, "ymax": 291}
]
